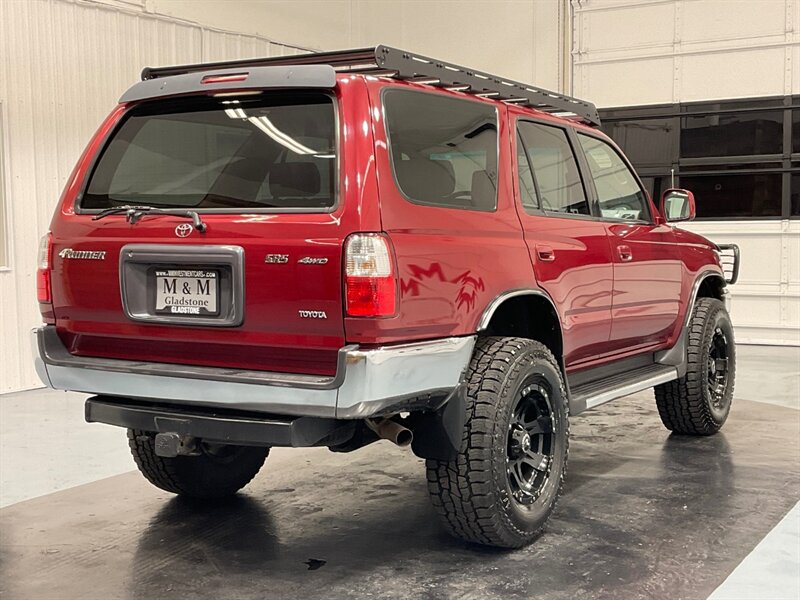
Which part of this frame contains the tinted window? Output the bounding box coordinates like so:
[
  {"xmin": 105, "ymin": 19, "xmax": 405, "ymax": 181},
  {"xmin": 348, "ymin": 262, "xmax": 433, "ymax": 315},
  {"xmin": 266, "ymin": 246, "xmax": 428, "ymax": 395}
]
[
  {"xmin": 793, "ymin": 110, "xmax": 800, "ymax": 153},
  {"xmin": 578, "ymin": 134, "xmax": 648, "ymax": 221},
  {"xmin": 600, "ymin": 118, "xmax": 677, "ymax": 167},
  {"xmin": 792, "ymin": 173, "xmax": 800, "ymax": 216},
  {"xmin": 383, "ymin": 90, "xmax": 498, "ymax": 211},
  {"xmin": 680, "ymin": 173, "xmax": 782, "ymax": 218},
  {"xmin": 517, "ymin": 122, "xmax": 589, "ymax": 215},
  {"xmin": 83, "ymin": 93, "xmax": 336, "ymax": 211},
  {"xmin": 681, "ymin": 111, "xmax": 782, "ymax": 158},
  {"xmin": 516, "ymin": 137, "xmax": 539, "ymax": 211}
]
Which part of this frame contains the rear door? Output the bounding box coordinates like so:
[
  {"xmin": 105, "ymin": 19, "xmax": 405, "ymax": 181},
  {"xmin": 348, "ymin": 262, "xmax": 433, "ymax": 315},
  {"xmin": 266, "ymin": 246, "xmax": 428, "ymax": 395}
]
[
  {"xmin": 573, "ymin": 131, "xmax": 682, "ymax": 352},
  {"xmin": 50, "ymin": 84, "xmax": 373, "ymax": 377},
  {"xmin": 512, "ymin": 116, "xmax": 615, "ymax": 368}
]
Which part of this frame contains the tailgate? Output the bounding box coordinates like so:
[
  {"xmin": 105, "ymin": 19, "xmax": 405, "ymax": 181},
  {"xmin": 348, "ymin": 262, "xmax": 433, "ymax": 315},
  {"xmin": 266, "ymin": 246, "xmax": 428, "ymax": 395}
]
[{"xmin": 51, "ymin": 216, "xmax": 345, "ymax": 376}]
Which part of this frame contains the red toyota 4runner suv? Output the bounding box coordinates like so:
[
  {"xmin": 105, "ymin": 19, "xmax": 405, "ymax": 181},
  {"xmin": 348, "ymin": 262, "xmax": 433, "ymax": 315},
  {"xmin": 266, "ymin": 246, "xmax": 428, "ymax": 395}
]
[{"xmin": 33, "ymin": 46, "xmax": 740, "ymax": 548}]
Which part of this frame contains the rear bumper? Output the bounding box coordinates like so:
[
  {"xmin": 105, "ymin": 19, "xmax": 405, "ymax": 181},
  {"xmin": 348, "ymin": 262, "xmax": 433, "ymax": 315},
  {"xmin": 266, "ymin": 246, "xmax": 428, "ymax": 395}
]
[
  {"xmin": 85, "ymin": 397, "xmax": 355, "ymax": 447},
  {"xmin": 32, "ymin": 326, "xmax": 475, "ymax": 419}
]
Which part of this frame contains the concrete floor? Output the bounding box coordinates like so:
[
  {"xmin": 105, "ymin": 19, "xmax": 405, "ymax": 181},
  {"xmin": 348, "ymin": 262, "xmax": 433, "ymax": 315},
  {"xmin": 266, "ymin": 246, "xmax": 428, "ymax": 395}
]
[{"xmin": 0, "ymin": 344, "xmax": 798, "ymax": 599}]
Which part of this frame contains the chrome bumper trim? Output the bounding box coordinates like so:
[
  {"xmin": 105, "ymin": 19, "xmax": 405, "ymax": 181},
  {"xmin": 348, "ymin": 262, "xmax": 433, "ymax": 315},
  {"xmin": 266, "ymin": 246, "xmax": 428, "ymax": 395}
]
[{"xmin": 32, "ymin": 327, "xmax": 475, "ymax": 419}]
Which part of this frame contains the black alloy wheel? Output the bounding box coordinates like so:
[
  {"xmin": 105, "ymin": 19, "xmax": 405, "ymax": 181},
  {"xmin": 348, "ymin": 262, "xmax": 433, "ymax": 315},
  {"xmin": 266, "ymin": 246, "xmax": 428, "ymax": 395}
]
[
  {"xmin": 506, "ymin": 380, "xmax": 555, "ymax": 506},
  {"xmin": 707, "ymin": 327, "xmax": 730, "ymax": 408}
]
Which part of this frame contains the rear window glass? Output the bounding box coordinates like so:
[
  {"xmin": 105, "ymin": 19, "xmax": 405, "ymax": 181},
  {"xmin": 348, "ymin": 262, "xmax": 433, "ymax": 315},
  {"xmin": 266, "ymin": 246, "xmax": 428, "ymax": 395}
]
[
  {"xmin": 82, "ymin": 93, "xmax": 336, "ymax": 211},
  {"xmin": 383, "ymin": 89, "xmax": 498, "ymax": 211}
]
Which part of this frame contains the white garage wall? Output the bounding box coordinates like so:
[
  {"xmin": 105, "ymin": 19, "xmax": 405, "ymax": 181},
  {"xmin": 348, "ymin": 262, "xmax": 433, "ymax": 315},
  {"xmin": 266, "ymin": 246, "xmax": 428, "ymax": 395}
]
[
  {"xmin": 573, "ymin": 0, "xmax": 800, "ymax": 346},
  {"xmin": 0, "ymin": 0, "xmax": 567, "ymax": 394},
  {"xmin": 0, "ymin": 0, "xmax": 309, "ymax": 393},
  {"xmin": 149, "ymin": 0, "xmax": 569, "ymax": 90}
]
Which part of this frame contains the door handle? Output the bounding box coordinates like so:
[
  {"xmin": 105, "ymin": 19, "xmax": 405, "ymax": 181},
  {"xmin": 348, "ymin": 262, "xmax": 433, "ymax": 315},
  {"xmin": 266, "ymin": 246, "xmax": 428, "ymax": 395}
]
[
  {"xmin": 537, "ymin": 246, "xmax": 555, "ymax": 262},
  {"xmin": 618, "ymin": 245, "xmax": 633, "ymax": 261}
]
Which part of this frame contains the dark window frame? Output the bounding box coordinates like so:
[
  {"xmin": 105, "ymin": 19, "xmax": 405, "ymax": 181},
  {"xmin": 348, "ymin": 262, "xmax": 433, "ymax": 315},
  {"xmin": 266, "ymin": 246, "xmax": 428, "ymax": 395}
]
[
  {"xmin": 599, "ymin": 94, "xmax": 800, "ymax": 220},
  {"xmin": 381, "ymin": 87, "xmax": 500, "ymax": 213}
]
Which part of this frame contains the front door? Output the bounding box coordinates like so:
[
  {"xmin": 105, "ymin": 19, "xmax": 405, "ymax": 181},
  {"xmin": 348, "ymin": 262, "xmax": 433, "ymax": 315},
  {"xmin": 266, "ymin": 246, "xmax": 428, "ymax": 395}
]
[{"xmin": 574, "ymin": 132, "xmax": 682, "ymax": 353}]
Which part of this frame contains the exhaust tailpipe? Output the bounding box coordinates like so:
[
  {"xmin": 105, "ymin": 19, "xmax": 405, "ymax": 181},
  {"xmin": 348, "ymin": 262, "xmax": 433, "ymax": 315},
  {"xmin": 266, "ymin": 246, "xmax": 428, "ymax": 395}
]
[{"xmin": 366, "ymin": 418, "xmax": 413, "ymax": 447}]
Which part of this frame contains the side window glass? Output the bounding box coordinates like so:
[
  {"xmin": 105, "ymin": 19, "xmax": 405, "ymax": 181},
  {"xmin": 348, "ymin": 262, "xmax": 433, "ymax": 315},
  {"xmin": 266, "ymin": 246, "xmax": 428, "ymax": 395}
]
[
  {"xmin": 516, "ymin": 136, "xmax": 539, "ymax": 211},
  {"xmin": 577, "ymin": 133, "xmax": 648, "ymax": 221},
  {"xmin": 517, "ymin": 122, "xmax": 590, "ymax": 215},
  {"xmin": 383, "ymin": 89, "xmax": 498, "ymax": 211}
]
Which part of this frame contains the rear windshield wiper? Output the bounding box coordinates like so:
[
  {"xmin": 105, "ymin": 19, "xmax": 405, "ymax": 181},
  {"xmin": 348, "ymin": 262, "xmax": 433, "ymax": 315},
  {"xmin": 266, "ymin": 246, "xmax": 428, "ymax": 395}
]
[
  {"xmin": 127, "ymin": 208, "xmax": 207, "ymax": 232},
  {"xmin": 92, "ymin": 205, "xmax": 152, "ymax": 220},
  {"xmin": 92, "ymin": 205, "xmax": 207, "ymax": 232}
]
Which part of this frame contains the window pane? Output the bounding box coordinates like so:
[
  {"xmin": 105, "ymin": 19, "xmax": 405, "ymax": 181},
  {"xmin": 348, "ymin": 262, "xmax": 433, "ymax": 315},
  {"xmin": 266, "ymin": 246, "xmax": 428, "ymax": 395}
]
[
  {"xmin": 516, "ymin": 136, "xmax": 539, "ymax": 211},
  {"xmin": 680, "ymin": 111, "xmax": 782, "ymax": 158},
  {"xmin": 792, "ymin": 110, "xmax": 800, "ymax": 153},
  {"xmin": 517, "ymin": 122, "xmax": 589, "ymax": 215},
  {"xmin": 792, "ymin": 173, "xmax": 800, "ymax": 216},
  {"xmin": 383, "ymin": 90, "xmax": 498, "ymax": 211},
  {"xmin": 600, "ymin": 118, "xmax": 677, "ymax": 167},
  {"xmin": 680, "ymin": 173, "xmax": 782, "ymax": 218},
  {"xmin": 84, "ymin": 93, "xmax": 337, "ymax": 211},
  {"xmin": 578, "ymin": 134, "xmax": 648, "ymax": 221}
]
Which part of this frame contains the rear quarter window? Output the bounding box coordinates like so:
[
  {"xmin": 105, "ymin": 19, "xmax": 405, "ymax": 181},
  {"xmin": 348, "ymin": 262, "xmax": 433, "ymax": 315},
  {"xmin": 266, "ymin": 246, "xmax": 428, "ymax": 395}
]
[
  {"xmin": 82, "ymin": 93, "xmax": 337, "ymax": 212},
  {"xmin": 382, "ymin": 89, "xmax": 498, "ymax": 211}
]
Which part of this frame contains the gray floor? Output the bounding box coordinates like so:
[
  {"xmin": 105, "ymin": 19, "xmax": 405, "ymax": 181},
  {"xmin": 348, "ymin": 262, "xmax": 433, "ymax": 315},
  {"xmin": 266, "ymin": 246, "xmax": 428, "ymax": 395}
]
[{"xmin": 0, "ymin": 344, "xmax": 798, "ymax": 599}]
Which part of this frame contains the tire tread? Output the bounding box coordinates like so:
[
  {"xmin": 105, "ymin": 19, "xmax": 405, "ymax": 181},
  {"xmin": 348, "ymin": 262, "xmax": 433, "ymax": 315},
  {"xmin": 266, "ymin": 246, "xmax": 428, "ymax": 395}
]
[
  {"xmin": 654, "ymin": 298, "xmax": 735, "ymax": 435},
  {"xmin": 127, "ymin": 430, "xmax": 267, "ymax": 498},
  {"xmin": 426, "ymin": 336, "xmax": 569, "ymax": 548}
]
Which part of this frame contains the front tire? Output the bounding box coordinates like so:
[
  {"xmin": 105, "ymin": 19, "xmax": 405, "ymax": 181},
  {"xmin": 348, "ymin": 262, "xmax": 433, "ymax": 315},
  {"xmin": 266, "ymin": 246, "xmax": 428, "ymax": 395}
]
[
  {"xmin": 426, "ymin": 337, "xmax": 569, "ymax": 548},
  {"xmin": 128, "ymin": 430, "xmax": 269, "ymax": 499},
  {"xmin": 655, "ymin": 297, "xmax": 736, "ymax": 435}
]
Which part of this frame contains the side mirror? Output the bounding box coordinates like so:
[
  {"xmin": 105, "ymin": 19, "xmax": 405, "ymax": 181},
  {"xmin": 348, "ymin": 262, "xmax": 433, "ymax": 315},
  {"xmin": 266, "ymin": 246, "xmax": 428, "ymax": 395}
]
[{"xmin": 660, "ymin": 188, "xmax": 696, "ymax": 222}]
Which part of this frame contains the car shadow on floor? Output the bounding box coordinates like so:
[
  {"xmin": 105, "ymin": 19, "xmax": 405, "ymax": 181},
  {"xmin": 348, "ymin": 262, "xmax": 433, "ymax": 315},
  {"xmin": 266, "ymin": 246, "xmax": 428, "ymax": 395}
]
[
  {"xmin": 125, "ymin": 428, "xmax": 753, "ymax": 600},
  {"xmin": 2, "ymin": 397, "xmax": 797, "ymax": 600}
]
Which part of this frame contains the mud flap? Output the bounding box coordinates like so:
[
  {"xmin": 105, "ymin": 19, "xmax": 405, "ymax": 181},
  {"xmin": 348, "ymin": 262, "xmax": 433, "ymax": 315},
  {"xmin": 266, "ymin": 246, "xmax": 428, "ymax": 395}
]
[{"xmin": 409, "ymin": 384, "xmax": 467, "ymax": 461}]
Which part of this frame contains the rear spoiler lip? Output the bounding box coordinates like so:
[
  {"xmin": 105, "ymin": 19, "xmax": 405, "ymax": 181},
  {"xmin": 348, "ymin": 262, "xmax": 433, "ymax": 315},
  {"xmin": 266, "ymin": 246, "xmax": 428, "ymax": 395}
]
[{"xmin": 119, "ymin": 64, "xmax": 337, "ymax": 103}]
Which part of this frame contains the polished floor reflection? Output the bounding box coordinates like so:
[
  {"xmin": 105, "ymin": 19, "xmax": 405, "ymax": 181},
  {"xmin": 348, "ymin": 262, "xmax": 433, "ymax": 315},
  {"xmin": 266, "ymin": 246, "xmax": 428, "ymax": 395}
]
[{"xmin": 1, "ymin": 392, "xmax": 798, "ymax": 600}]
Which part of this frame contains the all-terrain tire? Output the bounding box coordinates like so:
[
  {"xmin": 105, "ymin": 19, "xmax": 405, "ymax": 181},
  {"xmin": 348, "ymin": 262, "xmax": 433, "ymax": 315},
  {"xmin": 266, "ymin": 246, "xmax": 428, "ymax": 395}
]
[
  {"xmin": 655, "ymin": 297, "xmax": 736, "ymax": 435},
  {"xmin": 128, "ymin": 430, "xmax": 269, "ymax": 498},
  {"xmin": 425, "ymin": 336, "xmax": 569, "ymax": 548}
]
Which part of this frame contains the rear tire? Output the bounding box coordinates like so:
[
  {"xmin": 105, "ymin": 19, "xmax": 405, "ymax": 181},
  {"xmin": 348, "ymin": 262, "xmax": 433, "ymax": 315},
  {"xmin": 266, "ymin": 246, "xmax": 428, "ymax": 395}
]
[
  {"xmin": 128, "ymin": 430, "xmax": 269, "ymax": 498},
  {"xmin": 426, "ymin": 337, "xmax": 569, "ymax": 548},
  {"xmin": 655, "ymin": 297, "xmax": 736, "ymax": 435}
]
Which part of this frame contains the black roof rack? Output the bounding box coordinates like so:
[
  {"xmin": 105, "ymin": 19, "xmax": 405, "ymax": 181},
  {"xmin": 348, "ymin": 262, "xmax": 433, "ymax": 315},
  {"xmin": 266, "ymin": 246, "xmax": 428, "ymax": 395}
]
[{"xmin": 142, "ymin": 45, "xmax": 600, "ymax": 127}]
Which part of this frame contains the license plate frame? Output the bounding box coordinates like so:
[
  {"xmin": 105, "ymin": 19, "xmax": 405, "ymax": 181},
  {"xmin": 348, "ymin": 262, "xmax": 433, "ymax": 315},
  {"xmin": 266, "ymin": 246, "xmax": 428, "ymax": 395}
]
[{"xmin": 153, "ymin": 268, "xmax": 221, "ymax": 318}]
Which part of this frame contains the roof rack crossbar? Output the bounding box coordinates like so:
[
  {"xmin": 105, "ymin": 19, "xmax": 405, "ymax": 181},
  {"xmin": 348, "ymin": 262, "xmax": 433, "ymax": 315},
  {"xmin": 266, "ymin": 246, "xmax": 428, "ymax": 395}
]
[{"xmin": 141, "ymin": 45, "xmax": 600, "ymax": 126}]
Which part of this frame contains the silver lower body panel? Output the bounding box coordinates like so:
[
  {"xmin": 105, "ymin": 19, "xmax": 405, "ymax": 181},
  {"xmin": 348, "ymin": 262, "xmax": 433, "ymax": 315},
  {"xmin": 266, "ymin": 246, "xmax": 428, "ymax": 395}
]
[{"xmin": 32, "ymin": 327, "xmax": 475, "ymax": 419}]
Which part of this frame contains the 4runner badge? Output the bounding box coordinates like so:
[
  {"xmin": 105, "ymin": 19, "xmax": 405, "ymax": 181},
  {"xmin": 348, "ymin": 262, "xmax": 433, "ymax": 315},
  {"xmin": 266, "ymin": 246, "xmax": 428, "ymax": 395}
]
[{"xmin": 58, "ymin": 248, "xmax": 106, "ymax": 260}]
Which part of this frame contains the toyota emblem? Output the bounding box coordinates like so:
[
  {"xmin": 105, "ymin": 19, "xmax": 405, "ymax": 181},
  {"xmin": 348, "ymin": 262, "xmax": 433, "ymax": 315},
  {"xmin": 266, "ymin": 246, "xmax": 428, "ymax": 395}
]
[{"xmin": 175, "ymin": 223, "xmax": 193, "ymax": 238}]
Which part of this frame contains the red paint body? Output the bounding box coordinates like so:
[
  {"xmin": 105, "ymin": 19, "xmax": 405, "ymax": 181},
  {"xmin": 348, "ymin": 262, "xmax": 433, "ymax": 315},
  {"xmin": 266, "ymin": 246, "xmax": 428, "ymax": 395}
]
[{"xmin": 45, "ymin": 74, "xmax": 723, "ymax": 376}]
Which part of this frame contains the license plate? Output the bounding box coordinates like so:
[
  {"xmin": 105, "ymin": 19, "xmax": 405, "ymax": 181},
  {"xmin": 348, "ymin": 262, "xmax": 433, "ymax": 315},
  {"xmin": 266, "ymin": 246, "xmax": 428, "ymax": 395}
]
[{"xmin": 154, "ymin": 269, "xmax": 219, "ymax": 316}]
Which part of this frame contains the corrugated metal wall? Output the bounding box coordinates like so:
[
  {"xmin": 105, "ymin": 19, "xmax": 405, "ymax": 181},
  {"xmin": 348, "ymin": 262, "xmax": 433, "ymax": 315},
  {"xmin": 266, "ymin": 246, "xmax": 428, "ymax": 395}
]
[{"xmin": 0, "ymin": 0, "xmax": 306, "ymax": 393}]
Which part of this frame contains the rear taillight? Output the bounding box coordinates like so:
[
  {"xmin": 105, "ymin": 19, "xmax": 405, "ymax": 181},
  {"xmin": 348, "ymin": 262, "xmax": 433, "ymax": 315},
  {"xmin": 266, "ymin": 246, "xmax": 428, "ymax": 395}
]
[
  {"xmin": 344, "ymin": 233, "xmax": 397, "ymax": 318},
  {"xmin": 36, "ymin": 232, "xmax": 53, "ymax": 304}
]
